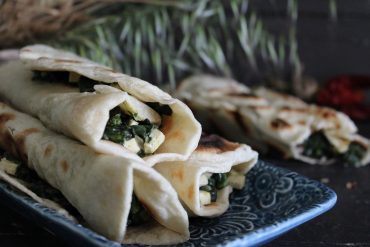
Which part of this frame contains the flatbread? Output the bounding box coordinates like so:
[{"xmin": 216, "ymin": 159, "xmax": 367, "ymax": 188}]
[
  {"xmin": 0, "ymin": 102, "xmax": 189, "ymax": 244},
  {"xmin": 177, "ymin": 75, "xmax": 370, "ymax": 166},
  {"xmin": 0, "ymin": 44, "xmax": 202, "ymax": 166},
  {"xmin": 155, "ymin": 134, "xmax": 258, "ymax": 217}
]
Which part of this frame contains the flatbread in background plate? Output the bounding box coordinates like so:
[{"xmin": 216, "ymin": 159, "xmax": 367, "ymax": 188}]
[{"xmin": 177, "ymin": 74, "xmax": 370, "ymax": 167}]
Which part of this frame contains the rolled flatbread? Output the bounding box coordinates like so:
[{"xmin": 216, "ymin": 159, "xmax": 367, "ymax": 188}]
[
  {"xmin": 177, "ymin": 75, "xmax": 370, "ymax": 167},
  {"xmin": 0, "ymin": 102, "xmax": 189, "ymax": 245},
  {"xmin": 0, "ymin": 44, "xmax": 201, "ymax": 166},
  {"xmin": 155, "ymin": 134, "xmax": 258, "ymax": 217}
]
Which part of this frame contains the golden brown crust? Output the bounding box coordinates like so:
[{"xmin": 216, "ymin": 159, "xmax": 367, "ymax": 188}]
[
  {"xmin": 43, "ymin": 144, "xmax": 53, "ymax": 157},
  {"xmin": 171, "ymin": 168, "xmax": 184, "ymax": 182},
  {"xmin": 14, "ymin": 128, "xmax": 40, "ymax": 161},
  {"xmin": 270, "ymin": 118, "xmax": 291, "ymax": 130},
  {"xmin": 196, "ymin": 134, "xmax": 240, "ymax": 154},
  {"xmin": 187, "ymin": 185, "xmax": 194, "ymax": 200},
  {"xmin": 0, "ymin": 113, "xmax": 16, "ymax": 127},
  {"xmin": 280, "ymin": 106, "xmax": 308, "ymax": 113},
  {"xmin": 225, "ymin": 92, "xmax": 260, "ymax": 99},
  {"xmin": 60, "ymin": 160, "xmax": 69, "ymax": 173}
]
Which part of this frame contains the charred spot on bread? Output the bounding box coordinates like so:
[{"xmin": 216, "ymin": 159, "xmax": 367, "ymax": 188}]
[{"xmin": 197, "ymin": 134, "xmax": 239, "ymax": 153}]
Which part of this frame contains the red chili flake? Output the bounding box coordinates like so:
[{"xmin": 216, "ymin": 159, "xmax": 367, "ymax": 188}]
[{"xmin": 317, "ymin": 75, "xmax": 370, "ymax": 120}]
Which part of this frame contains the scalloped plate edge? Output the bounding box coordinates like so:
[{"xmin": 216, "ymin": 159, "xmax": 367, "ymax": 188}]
[
  {"xmin": 223, "ymin": 187, "xmax": 337, "ymax": 247},
  {"xmin": 0, "ymin": 162, "xmax": 337, "ymax": 247}
]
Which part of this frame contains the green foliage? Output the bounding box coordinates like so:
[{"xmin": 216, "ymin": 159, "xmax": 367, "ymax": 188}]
[{"xmin": 52, "ymin": 0, "xmax": 303, "ymax": 91}]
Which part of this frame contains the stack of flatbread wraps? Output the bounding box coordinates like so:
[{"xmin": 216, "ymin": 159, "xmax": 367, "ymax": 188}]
[
  {"xmin": 0, "ymin": 45, "xmax": 258, "ymax": 244},
  {"xmin": 177, "ymin": 75, "xmax": 370, "ymax": 167}
]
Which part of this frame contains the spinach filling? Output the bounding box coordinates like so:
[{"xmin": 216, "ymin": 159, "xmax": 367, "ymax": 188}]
[
  {"xmin": 342, "ymin": 142, "xmax": 366, "ymax": 166},
  {"xmin": 302, "ymin": 132, "xmax": 366, "ymax": 166},
  {"xmin": 127, "ymin": 194, "xmax": 151, "ymax": 226},
  {"xmin": 32, "ymin": 71, "xmax": 170, "ymax": 155},
  {"xmin": 103, "ymin": 107, "xmax": 156, "ymax": 156},
  {"xmin": 199, "ymin": 173, "xmax": 229, "ymax": 203},
  {"xmin": 0, "ymin": 151, "xmax": 151, "ymax": 226},
  {"xmin": 302, "ymin": 131, "xmax": 336, "ymax": 160}
]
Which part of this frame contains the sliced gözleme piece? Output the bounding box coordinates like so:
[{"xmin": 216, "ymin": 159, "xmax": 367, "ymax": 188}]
[{"xmin": 32, "ymin": 70, "xmax": 168, "ymax": 156}]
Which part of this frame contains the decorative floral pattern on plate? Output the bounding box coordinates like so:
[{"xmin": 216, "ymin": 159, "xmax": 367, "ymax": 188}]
[{"xmin": 0, "ymin": 161, "xmax": 336, "ymax": 247}]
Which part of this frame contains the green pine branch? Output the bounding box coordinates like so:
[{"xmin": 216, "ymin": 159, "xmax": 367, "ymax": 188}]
[{"xmin": 51, "ymin": 0, "xmax": 303, "ymax": 92}]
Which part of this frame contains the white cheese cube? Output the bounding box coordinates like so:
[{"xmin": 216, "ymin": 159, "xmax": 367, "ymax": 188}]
[
  {"xmin": 123, "ymin": 138, "xmax": 141, "ymax": 153},
  {"xmin": 199, "ymin": 174, "xmax": 209, "ymax": 186},
  {"xmin": 143, "ymin": 129, "xmax": 165, "ymax": 154},
  {"xmin": 228, "ymin": 169, "xmax": 246, "ymax": 190},
  {"xmin": 199, "ymin": 191, "xmax": 211, "ymax": 205},
  {"xmin": 120, "ymin": 96, "xmax": 161, "ymax": 124},
  {"xmin": 128, "ymin": 119, "xmax": 138, "ymax": 126},
  {"xmin": 0, "ymin": 158, "xmax": 18, "ymax": 175}
]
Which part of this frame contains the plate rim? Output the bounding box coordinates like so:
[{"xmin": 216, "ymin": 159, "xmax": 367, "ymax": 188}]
[
  {"xmin": 0, "ymin": 161, "xmax": 337, "ymax": 247},
  {"xmin": 224, "ymin": 186, "xmax": 336, "ymax": 247}
]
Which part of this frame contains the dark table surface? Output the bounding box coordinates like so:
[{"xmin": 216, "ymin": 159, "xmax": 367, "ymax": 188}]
[
  {"xmin": 0, "ymin": 122, "xmax": 369, "ymax": 247},
  {"xmin": 267, "ymin": 121, "xmax": 370, "ymax": 247}
]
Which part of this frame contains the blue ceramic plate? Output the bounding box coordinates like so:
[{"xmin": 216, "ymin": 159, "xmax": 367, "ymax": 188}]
[{"xmin": 0, "ymin": 161, "xmax": 336, "ymax": 247}]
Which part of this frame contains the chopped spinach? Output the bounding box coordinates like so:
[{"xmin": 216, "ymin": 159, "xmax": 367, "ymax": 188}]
[
  {"xmin": 131, "ymin": 121, "xmax": 153, "ymax": 143},
  {"xmin": 137, "ymin": 150, "xmax": 146, "ymax": 157},
  {"xmin": 199, "ymin": 173, "xmax": 229, "ymax": 203},
  {"xmin": 103, "ymin": 108, "xmax": 156, "ymax": 154},
  {"xmin": 302, "ymin": 131, "xmax": 337, "ymax": 159},
  {"xmin": 103, "ymin": 111, "xmax": 134, "ymax": 144},
  {"xmin": 127, "ymin": 194, "xmax": 151, "ymax": 226},
  {"xmin": 109, "ymin": 114, "xmax": 123, "ymax": 126},
  {"xmin": 103, "ymin": 127, "xmax": 130, "ymax": 143},
  {"xmin": 199, "ymin": 185, "xmax": 213, "ymax": 192},
  {"xmin": 207, "ymin": 177, "xmax": 215, "ymax": 187},
  {"xmin": 213, "ymin": 173, "xmax": 229, "ymax": 190},
  {"xmin": 302, "ymin": 132, "xmax": 367, "ymax": 166},
  {"xmin": 342, "ymin": 142, "xmax": 366, "ymax": 166},
  {"xmin": 146, "ymin": 102, "xmax": 172, "ymax": 116}
]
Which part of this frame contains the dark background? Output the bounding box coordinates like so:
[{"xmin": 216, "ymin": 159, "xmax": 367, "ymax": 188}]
[
  {"xmin": 1, "ymin": 0, "xmax": 370, "ymax": 246},
  {"xmin": 251, "ymin": 0, "xmax": 370, "ymax": 82}
]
